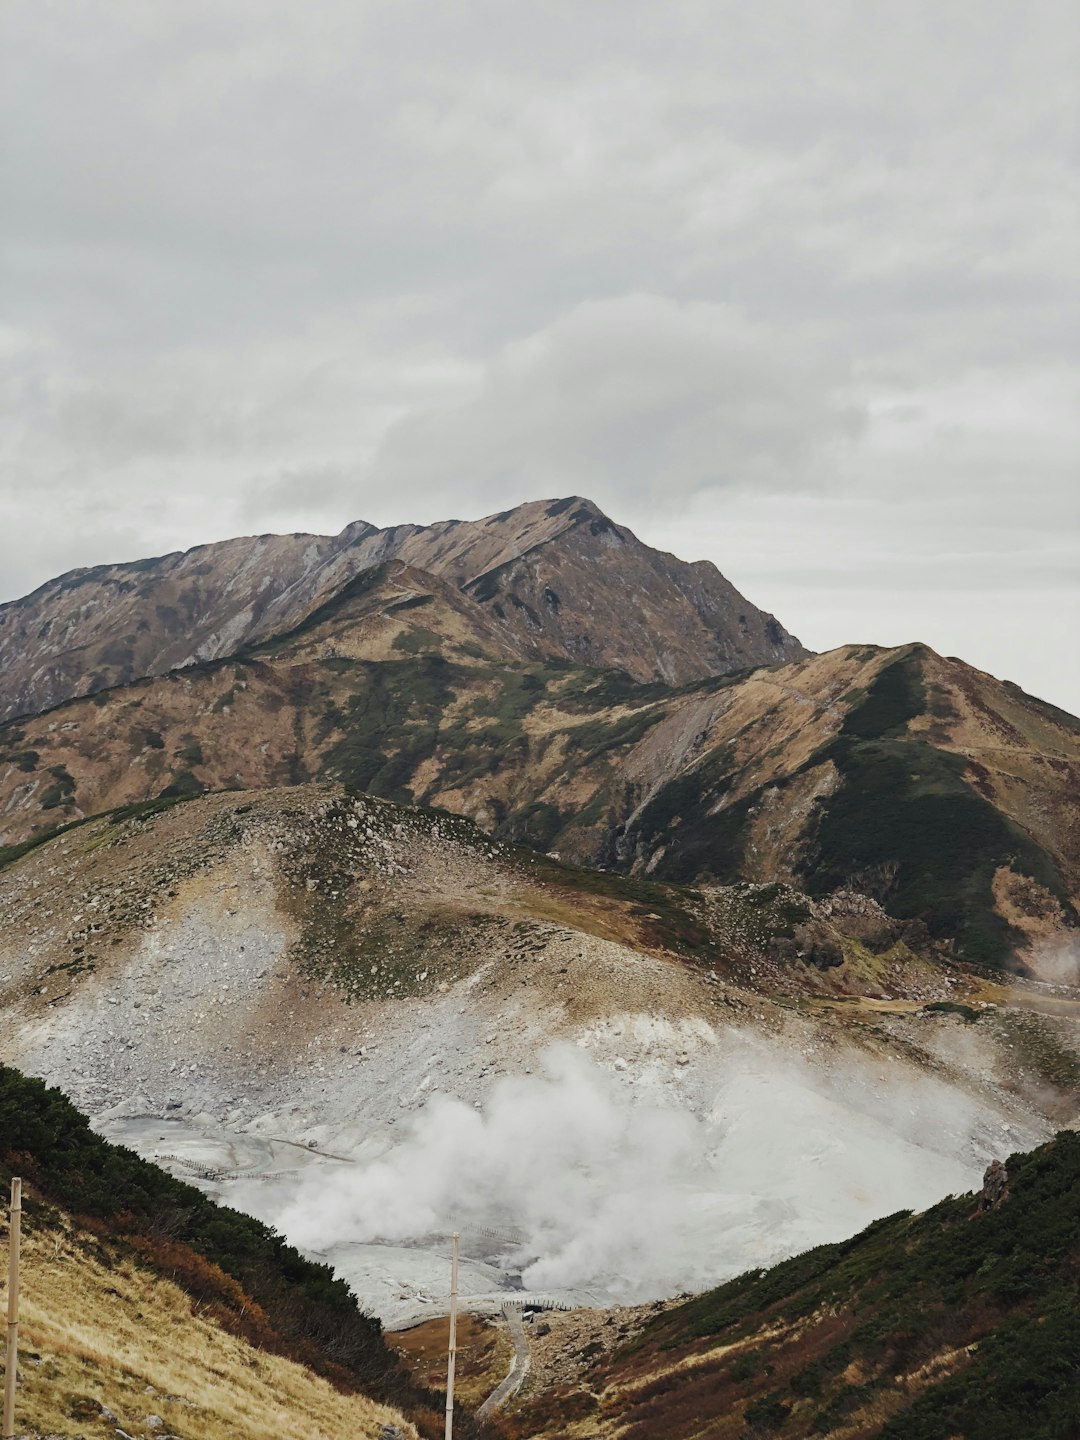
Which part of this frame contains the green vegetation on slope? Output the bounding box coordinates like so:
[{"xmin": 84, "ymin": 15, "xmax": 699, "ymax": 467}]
[
  {"xmin": 837, "ymin": 650, "xmax": 926, "ymax": 740},
  {"xmin": 321, "ymin": 654, "xmax": 457, "ymax": 801},
  {"xmin": 0, "ymin": 1065, "xmax": 473, "ymax": 1435},
  {"xmin": 803, "ymin": 651, "xmax": 1076, "ymax": 966},
  {"xmin": 618, "ymin": 744, "xmax": 746, "ymax": 882},
  {"xmin": 804, "ymin": 737, "xmax": 1073, "ymax": 966},
  {"xmin": 504, "ymin": 1133, "xmax": 1080, "ymax": 1440}
]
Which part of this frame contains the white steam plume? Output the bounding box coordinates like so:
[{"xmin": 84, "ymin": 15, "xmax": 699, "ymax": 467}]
[{"xmin": 265, "ymin": 1041, "xmax": 1024, "ymax": 1302}]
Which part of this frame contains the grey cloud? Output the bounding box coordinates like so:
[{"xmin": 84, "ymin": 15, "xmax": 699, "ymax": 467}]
[
  {"xmin": 1, "ymin": 0, "xmax": 1077, "ymax": 710},
  {"xmin": 372, "ymin": 295, "xmax": 864, "ymax": 505},
  {"xmin": 238, "ymin": 462, "xmax": 363, "ymax": 527}
]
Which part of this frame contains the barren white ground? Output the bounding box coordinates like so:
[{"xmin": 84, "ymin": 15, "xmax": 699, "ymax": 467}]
[{"xmin": 0, "ymin": 801, "xmax": 1064, "ymax": 1327}]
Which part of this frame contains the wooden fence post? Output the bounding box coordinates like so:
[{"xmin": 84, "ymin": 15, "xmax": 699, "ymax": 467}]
[
  {"xmin": 445, "ymin": 1231, "xmax": 459, "ymax": 1440},
  {"xmin": 3, "ymin": 1177, "xmax": 21, "ymax": 1440}
]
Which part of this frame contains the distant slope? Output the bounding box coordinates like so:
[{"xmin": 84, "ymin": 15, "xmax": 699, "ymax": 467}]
[
  {"xmin": 0, "ymin": 497, "xmax": 806, "ymax": 720},
  {"xmin": 498, "ymin": 1131, "xmax": 1080, "ymax": 1440},
  {"xmin": 1, "ymin": 609, "xmax": 1076, "ymax": 966},
  {"xmin": 0, "ymin": 1064, "xmax": 444, "ymax": 1438},
  {"xmin": 607, "ymin": 643, "xmax": 1080, "ymax": 967}
]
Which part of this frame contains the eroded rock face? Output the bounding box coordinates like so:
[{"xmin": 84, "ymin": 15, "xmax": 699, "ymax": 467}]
[
  {"xmin": 979, "ymin": 1159, "xmax": 1010, "ymax": 1212},
  {"xmin": 0, "ymin": 496, "xmax": 806, "ymax": 722}
]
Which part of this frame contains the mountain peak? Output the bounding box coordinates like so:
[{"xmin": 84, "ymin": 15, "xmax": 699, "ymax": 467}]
[
  {"xmin": 0, "ymin": 497, "xmax": 807, "ymax": 720},
  {"xmin": 539, "ymin": 494, "xmax": 608, "ymax": 521}
]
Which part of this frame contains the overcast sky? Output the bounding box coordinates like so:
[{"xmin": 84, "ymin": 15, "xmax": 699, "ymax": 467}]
[{"xmin": 2, "ymin": 1, "xmax": 1078, "ymax": 710}]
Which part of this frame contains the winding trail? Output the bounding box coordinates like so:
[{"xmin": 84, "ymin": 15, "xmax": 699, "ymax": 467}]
[{"xmin": 477, "ymin": 1305, "xmax": 531, "ymax": 1419}]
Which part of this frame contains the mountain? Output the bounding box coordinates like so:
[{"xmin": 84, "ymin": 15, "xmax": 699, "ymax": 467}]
[
  {"xmin": 598, "ymin": 642, "xmax": 1080, "ymax": 968},
  {"xmin": 0, "ymin": 785, "xmax": 1074, "ymax": 1328},
  {"xmin": 0, "ymin": 1064, "xmax": 438, "ymax": 1439},
  {"xmin": 1, "ymin": 496, "xmax": 1075, "ymax": 1434},
  {"xmin": 494, "ymin": 1131, "xmax": 1080, "ymax": 1440},
  {"xmin": 0, "ymin": 497, "xmax": 806, "ymax": 722},
  {"xmin": 0, "ymin": 786, "xmax": 1075, "ymax": 1427},
  {"xmin": 2, "ymin": 594, "xmax": 1077, "ymax": 966}
]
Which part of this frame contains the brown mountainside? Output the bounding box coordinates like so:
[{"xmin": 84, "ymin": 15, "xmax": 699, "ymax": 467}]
[
  {"xmin": 0, "ymin": 496, "xmax": 805, "ymax": 721},
  {"xmin": 1, "ymin": 554, "xmax": 1077, "ymax": 970}
]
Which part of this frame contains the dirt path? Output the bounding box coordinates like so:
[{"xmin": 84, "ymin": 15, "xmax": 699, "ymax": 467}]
[
  {"xmin": 1009, "ymin": 992, "xmax": 1080, "ymax": 1017},
  {"xmin": 477, "ymin": 1306, "xmax": 531, "ymax": 1419},
  {"xmin": 806, "ymin": 996, "xmax": 926, "ymax": 1015},
  {"xmin": 807, "ymin": 990, "xmax": 1080, "ymax": 1021}
]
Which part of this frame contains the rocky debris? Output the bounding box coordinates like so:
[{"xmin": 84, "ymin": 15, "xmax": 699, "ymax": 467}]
[
  {"xmin": 694, "ymin": 881, "xmax": 951, "ymax": 1004},
  {"xmin": 68, "ymin": 1398, "xmax": 116, "ymax": 1422},
  {"xmin": 786, "ymin": 921, "xmax": 846, "ymax": 971},
  {"xmin": 978, "ymin": 1159, "xmax": 1010, "ymax": 1212},
  {"xmin": 810, "ymin": 890, "xmax": 926, "ymax": 953},
  {"xmin": 518, "ymin": 1299, "xmax": 671, "ymax": 1400},
  {"xmin": 813, "ymin": 889, "xmax": 889, "ymax": 921}
]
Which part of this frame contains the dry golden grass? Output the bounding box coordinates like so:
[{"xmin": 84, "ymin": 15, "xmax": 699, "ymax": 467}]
[
  {"xmin": 389, "ymin": 1313, "xmax": 513, "ymax": 1409},
  {"xmin": 3, "ymin": 1219, "xmax": 415, "ymax": 1440}
]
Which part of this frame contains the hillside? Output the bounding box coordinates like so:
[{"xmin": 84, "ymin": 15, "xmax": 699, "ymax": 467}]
[
  {"xmin": 0, "ymin": 785, "xmax": 1075, "ymax": 1328},
  {"xmin": 0, "ymin": 497, "xmax": 806, "ymax": 721},
  {"xmin": 607, "ymin": 643, "xmax": 1080, "ymax": 969},
  {"xmin": 495, "ymin": 1130, "xmax": 1080, "ymax": 1440},
  {"xmin": 2, "ymin": 599, "xmax": 1077, "ymax": 967},
  {"xmin": 1, "ymin": 1213, "xmax": 415, "ymax": 1440},
  {"xmin": 0, "ymin": 1065, "xmax": 434, "ymax": 1439}
]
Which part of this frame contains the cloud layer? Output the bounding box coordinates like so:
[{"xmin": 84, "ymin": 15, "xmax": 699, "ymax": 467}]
[{"xmin": 2, "ymin": 1, "xmax": 1077, "ymax": 707}]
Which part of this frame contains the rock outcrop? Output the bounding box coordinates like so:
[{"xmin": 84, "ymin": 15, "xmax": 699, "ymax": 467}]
[{"xmin": 978, "ymin": 1158, "xmax": 1011, "ymax": 1212}]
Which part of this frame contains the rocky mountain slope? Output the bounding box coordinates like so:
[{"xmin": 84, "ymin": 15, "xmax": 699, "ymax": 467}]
[
  {"xmin": 2, "ymin": 579, "xmax": 1077, "ymax": 968},
  {"xmin": 1, "ymin": 498, "xmax": 1075, "ymax": 1435},
  {"xmin": 494, "ymin": 1131, "xmax": 1080, "ymax": 1440},
  {"xmin": 0, "ymin": 786, "xmax": 1075, "ymax": 1329},
  {"xmin": 0, "ymin": 1066, "xmax": 432, "ymax": 1439},
  {"xmin": 0, "ymin": 497, "xmax": 805, "ymax": 721}
]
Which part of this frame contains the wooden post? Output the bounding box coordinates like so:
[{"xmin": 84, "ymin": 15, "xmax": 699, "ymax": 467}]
[
  {"xmin": 444, "ymin": 1231, "xmax": 459, "ymax": 1440},
  {"xmin": 3, "ymin": 1177, "xmax": 21, "ymax": 1440}
]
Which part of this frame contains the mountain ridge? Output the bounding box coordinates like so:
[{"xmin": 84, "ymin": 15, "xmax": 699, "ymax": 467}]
[
  {"xmin": 0, "ymin": 496, "xmax": 806, "ymax": 721},
  {"xmin": 1, "ymin": 611, "xmax": 1076, "ymax": 968}
]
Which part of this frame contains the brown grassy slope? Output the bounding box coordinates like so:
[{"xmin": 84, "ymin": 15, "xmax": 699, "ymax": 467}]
[
  {"xmin": 1, "ymin": 621, "xmax": 1076, "ymax": 964},
  {"xmin": 2, "ymin": 1203, "xmax": 415, "ymax": 1440},
  {"xmin": 389, "ymin": 1315, "xmax": 513, "ymax": 1410}
]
